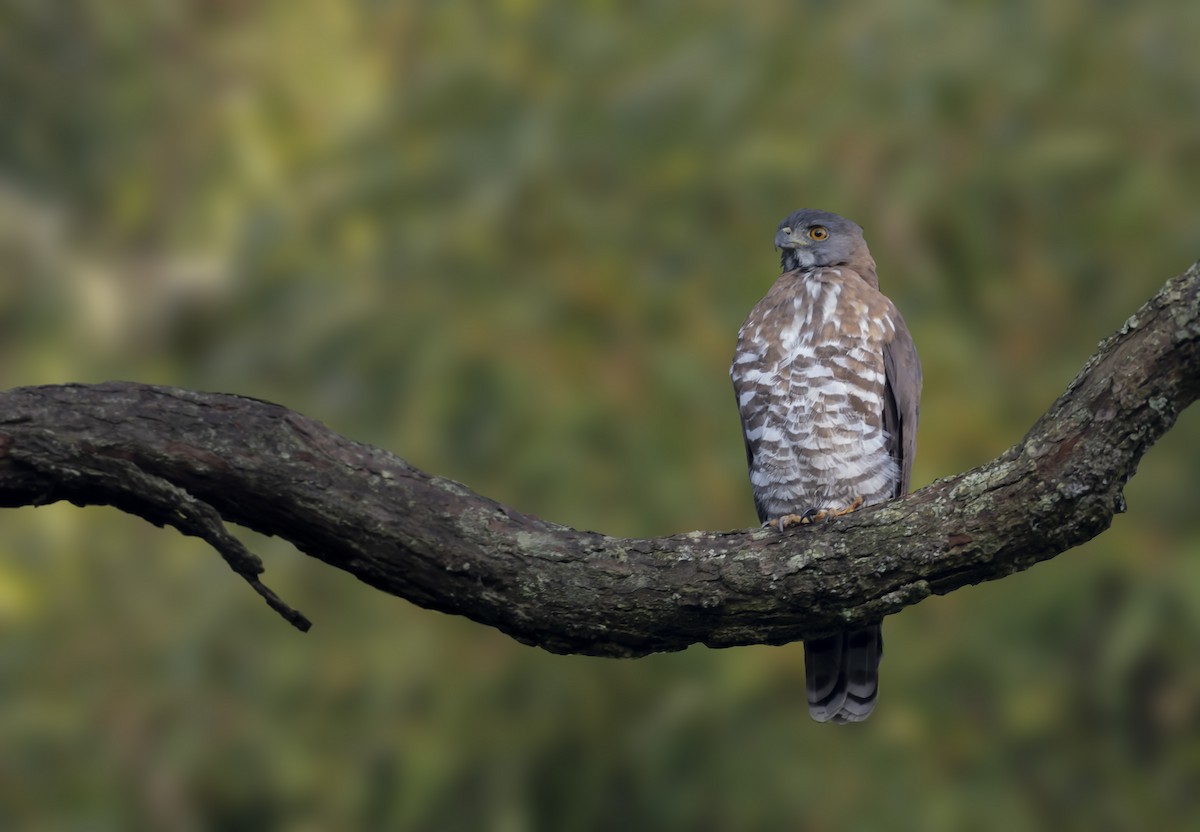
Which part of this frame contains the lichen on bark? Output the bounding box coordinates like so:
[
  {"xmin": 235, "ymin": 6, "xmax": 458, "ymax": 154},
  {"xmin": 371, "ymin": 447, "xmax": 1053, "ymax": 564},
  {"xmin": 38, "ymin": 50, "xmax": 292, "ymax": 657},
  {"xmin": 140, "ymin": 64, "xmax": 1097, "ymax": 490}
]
[{"xmin": 0, "ymin": 262, "xmax": 1197, "ymax": 656}]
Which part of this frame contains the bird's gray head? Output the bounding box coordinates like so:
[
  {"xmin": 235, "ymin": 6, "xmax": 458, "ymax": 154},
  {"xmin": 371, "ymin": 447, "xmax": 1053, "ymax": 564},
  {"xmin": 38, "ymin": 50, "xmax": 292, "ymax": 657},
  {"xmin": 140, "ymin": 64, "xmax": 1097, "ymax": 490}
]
[{"xmin": 774, "ymin": 209, "xmax": 875, "ymax": 281}]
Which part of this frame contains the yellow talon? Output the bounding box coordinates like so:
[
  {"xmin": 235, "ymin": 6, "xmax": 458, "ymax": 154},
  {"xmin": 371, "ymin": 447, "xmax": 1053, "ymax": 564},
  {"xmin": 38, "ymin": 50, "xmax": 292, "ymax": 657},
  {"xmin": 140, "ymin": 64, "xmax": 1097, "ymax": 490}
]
[
  {"xmin": 829, "ymin": 495, "xmax": 864, "ymax": 518},
  {"xmin": 768, "ymin": 497, "xmax": 863, "ymax": 531},
  {"xmin": 769, "ymin": 513, "xmax": 811, "ymax": 530}
]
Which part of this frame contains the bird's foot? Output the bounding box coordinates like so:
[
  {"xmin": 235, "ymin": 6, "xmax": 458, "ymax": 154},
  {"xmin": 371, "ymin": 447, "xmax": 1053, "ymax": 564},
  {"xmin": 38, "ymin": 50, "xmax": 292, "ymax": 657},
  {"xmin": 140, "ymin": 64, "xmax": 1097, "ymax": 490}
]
[
  {"xmin": 768, "ymin": 512, "xmax": 812, "ymax": 530},
  {"xmin": 827, "ymin": 495, "xmax": 864, "ymax": 518},
  {"xmin": 767, "ymin": 497, "xmax": 864, "ymax": 531}
]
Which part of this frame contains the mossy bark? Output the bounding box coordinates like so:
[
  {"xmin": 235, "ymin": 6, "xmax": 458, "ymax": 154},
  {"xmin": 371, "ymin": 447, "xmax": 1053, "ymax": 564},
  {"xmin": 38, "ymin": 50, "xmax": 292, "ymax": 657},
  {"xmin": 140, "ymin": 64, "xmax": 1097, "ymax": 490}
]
[{"xmin": 1, "ymin": 263, "xmax": 1197, "ymax": 656}]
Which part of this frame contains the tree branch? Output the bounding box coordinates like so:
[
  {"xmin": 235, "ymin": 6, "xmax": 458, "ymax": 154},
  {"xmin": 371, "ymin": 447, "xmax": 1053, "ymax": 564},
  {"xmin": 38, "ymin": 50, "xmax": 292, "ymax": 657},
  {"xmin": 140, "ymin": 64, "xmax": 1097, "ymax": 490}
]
[{"xmin": 1, "ymin": 262, "xmax": 1198, "ymax": 656}]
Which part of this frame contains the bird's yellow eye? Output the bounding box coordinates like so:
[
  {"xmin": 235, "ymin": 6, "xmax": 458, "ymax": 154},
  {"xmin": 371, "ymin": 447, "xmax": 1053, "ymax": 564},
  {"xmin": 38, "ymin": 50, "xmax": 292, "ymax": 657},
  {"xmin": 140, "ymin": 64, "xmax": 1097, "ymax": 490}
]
[{"xmin": 808, "ymin": 226, "xmax": 829, "ymax": 241}]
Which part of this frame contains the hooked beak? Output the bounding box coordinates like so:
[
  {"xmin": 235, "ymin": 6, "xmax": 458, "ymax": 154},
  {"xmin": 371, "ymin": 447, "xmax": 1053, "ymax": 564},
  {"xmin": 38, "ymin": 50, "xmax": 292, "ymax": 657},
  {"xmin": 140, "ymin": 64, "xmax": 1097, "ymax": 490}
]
[{"xmin": 774, "ymin": 227, "xmax": 803, "ymax": 250}]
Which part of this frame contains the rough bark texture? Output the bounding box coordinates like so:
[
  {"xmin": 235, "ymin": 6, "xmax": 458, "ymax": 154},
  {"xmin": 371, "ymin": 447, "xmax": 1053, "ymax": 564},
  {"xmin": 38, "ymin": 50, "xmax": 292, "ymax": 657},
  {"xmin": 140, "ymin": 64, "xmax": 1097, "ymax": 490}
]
[{"xmin": 1, "ymin": 263, "xmax": 1198, "ymax": 656}]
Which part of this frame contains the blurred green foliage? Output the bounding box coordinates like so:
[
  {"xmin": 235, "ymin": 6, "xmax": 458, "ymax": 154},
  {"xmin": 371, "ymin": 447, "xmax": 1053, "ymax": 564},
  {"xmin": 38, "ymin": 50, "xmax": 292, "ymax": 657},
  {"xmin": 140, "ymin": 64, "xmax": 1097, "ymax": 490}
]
[{"xmin": 2, "ymin": 0, "xmax": 1200, "ymax": 829}]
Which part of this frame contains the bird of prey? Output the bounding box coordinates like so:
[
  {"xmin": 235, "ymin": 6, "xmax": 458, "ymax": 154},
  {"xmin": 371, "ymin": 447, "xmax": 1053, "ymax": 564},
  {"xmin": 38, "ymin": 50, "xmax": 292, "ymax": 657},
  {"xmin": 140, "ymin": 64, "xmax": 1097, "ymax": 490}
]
[{"xmin": 731, "ymin": 209, "xmax": 921, "ymax": 723}]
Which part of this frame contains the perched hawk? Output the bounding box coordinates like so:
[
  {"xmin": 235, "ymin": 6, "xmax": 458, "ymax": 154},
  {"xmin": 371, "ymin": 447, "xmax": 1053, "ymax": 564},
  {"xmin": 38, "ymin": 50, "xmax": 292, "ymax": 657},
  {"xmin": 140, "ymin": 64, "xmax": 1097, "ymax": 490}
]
[{"xmin": 731, "ymin": 209, "xmax": 921, "ymax": 723}]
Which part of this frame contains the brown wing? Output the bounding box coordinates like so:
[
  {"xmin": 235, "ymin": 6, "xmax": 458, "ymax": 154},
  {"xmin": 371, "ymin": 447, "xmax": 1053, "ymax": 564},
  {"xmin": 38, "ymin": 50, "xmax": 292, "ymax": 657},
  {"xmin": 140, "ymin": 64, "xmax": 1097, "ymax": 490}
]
[{"xmin": 881, "ymin": 309, "xmax": 921, "ymax": 497}]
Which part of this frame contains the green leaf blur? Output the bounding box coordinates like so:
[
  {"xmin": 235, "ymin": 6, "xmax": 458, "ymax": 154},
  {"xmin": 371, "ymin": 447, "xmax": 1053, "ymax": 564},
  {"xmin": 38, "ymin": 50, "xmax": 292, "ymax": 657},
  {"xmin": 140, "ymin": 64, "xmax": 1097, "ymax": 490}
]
[{"xmin": 2, "ymin": 1, "xmax": 1199, "ymax": 829}]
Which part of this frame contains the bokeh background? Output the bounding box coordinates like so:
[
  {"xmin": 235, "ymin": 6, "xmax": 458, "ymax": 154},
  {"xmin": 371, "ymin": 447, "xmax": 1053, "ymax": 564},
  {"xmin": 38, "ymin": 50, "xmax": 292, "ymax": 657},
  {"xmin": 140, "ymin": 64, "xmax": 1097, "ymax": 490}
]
[{"xmin": 2, "ymin": 1, "xmax": 1200, "ymax": 829}]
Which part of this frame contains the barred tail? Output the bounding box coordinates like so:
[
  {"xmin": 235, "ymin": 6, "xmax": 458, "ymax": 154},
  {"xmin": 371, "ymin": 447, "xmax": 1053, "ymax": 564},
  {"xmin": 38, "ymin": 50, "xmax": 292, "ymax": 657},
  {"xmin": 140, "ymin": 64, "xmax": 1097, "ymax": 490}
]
[{"xmin": 804, "ymin": 624, "xmax": 882, "ymax": 723}]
